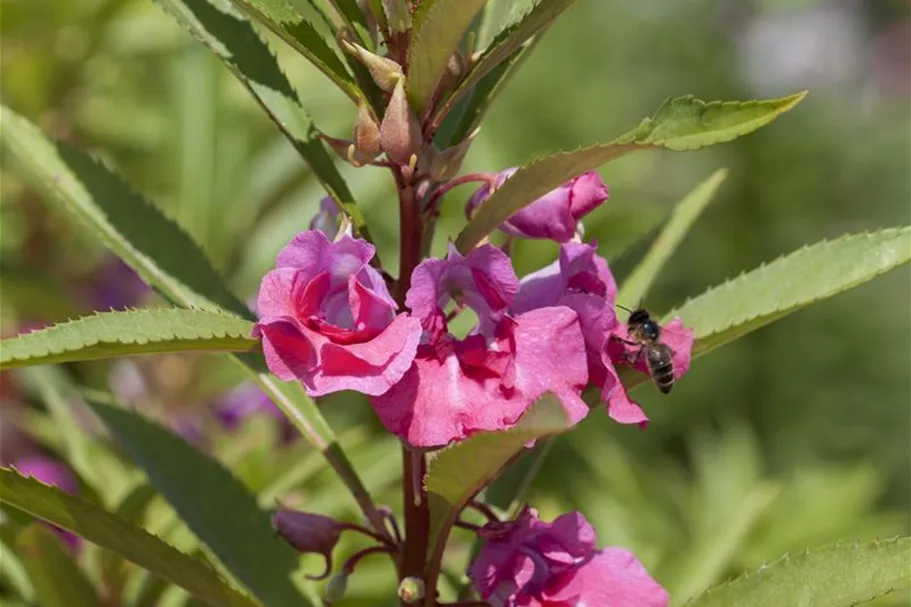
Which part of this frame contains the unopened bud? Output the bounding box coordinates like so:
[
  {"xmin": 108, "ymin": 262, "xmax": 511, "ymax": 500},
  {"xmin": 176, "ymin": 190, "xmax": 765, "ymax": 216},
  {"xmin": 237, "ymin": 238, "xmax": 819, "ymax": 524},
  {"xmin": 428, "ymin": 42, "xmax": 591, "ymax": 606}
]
[
  {"xmin": 340, "ymin": 38, "xmax": 403, "ymax": 93},
  {"xmin": 353, "ymin": 104, "xmax": 381, "ymax": 161},
  {"xmin": 272, "ymin": 505, "xmax": 344, "ymax": 580},
  {"xmin": 428, "ymin": 127, "xmax": 479, "ymax": 181},
  {"xmin": 323, "ymin": 573, "xmax": 348, "ymax": 605},
  {"xmin": 380, "ymin": 78, "xmax": 423, "ymax": 165},
  {"xmin": 382, "ymin": 0, "xmax": 411, "ymax": 34},
  {"xmin": 438, "ymin": 51, "xmax": 466, "ymax": 95},
  {"xmin": 397, "ymin": 576, "xmax": 425, "ymax": 603}
]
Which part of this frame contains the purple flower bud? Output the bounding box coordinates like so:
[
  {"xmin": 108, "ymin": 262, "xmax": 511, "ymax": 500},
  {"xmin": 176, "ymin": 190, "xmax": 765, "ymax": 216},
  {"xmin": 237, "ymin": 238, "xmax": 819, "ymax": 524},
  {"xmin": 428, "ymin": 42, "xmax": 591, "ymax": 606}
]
[
  {"xmin": 308, "ymin": 196, "xmax": 341, "ymax": 239},
  {"xmin": 340, "ymin": 39, "xmax": 404, "ymax": 93},
  {"xmin": 352, "ymin": 105, "xmax": 382, "ymax": 162},
  {"xmin": 466, "ymin": 169, "xmax": 609, "ymax": 242},
  {"xmin": 380, "ymin": 79, "xmax": 423, "ymax": 165},
  {"xmin": 272, "ymin": 505, "xmax": 346, "ymax": 579}
]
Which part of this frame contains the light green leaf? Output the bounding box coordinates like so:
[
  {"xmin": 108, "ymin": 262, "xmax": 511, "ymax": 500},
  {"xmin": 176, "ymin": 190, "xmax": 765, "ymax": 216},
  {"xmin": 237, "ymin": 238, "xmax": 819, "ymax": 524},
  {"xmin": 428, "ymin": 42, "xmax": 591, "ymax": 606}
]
[
  {"xmin": 408, "ymin": 0, "xmax": 488, "ymax": 115},
  {"xmin": 475, "ymin": 0, "xmax": 515, "ymax": 50},
  {"xmin": 15, "ymin": 525, "xmax": 101, "ymax": 607},
  {"xmin": 0, "ymin": 469, "xmax": 259, "ymax": 607},
  {"xmin": 440, "ymin": 0, "xmax": 579, "ymax": 122},
  {"xmin": 669, "ymin": 227, "xmax": 911, "ymax": 358},
  {"xmin": 0, "ymin": 309, "xmax": 257, "ymax": 370},
  {"xmin": 687, "ymin": 537, "xmax": 910, "ymax": 607},
  {"xmin": 154, "ymin": 0, "xmax": 371, "ymax": 241},
  {"xmin": 0, "ymin": 106, "xmax": 251, "ymax": 318},
  {"xmin": 456, "ymin": 92, "xmax": 805, "ymax": 252},
  {"xmin": 618, "ymin": 169, "xmax": 728, "ymax": 309},
  {"xmin": 425, "ymin": 395, "xmax": 573, "ymax": 568},
  {"xmin": 325, "ymin": 0, "xmax": 373, "ymax": 48},
  {"xmin": 85, "ymin": 395, "xmax": 310, "ymax": 607}
]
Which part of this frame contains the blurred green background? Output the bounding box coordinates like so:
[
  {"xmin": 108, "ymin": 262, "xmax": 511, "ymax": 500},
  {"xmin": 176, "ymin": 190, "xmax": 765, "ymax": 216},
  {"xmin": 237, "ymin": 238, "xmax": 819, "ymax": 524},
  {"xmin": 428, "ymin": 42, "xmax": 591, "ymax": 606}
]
[{"xmin": 1, "ymin": 0, "xmax": 908, "ymax": 605}]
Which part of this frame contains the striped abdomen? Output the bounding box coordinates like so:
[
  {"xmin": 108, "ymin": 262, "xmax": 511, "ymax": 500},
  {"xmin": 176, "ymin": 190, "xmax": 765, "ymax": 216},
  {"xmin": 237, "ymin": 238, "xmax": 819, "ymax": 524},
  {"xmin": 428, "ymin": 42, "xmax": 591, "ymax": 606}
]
[{"xmin": 646, "ymin": 344, "xmax": 675, "ymax": 394}]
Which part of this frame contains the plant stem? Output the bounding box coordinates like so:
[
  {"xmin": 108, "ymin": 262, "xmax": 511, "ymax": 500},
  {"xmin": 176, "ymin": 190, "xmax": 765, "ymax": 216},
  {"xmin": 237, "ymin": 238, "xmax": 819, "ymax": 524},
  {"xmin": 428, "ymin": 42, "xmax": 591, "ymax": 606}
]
[{"xmin": 401, "ymin": 448, "xmax": 429, "ymax": 584}]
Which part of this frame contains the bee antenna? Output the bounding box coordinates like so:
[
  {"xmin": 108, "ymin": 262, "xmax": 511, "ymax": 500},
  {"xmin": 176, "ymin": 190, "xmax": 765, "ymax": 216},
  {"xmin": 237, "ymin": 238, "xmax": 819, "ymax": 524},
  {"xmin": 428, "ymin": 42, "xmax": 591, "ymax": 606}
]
[{"xmin": 615, "ymin": 303, "xmax": 634, "ymax": 313}]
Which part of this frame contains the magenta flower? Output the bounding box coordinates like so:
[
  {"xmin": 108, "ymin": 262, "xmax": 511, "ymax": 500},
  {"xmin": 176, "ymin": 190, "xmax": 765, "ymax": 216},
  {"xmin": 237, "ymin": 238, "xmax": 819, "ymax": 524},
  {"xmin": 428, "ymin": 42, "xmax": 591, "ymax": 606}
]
[
  {"xmin": 254, "ymin": 231, "xmax": 422, "ymax": 396},
  {"xmin": 13, "ymin": 455, "xmax": 82, "ymax": 551},
  {"xmin": 469, "ymin": 507, "xmax": 668, "ymax": 607},
  {"xmin": 466, "ymin": 169, "xmax": 609, "ymax": 242},
  {"xmin": 370, "ymin": 245, "xmax": 589, "ymax": 447}
]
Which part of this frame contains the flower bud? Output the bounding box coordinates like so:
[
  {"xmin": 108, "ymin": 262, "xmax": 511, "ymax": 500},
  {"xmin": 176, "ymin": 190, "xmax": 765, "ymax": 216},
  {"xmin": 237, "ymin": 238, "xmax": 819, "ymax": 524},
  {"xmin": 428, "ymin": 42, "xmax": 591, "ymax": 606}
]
[
  {"xmin": 382, "ymin": 0, "xmax": 411, "ymax": 34},
  {"xmin": 428, "ymin": 127, "xmax": 479, "ymax": 181},
  {"xmin": 397, "ymin": 577, "xmax": 425, "ymax": 603},
  {"xmin": 352, "ymin": 104, "xmax": 381, "ymax": 162},
  {"xmin": 380, "ymin": 78, "xmax": 423, "ymax": 165},
  {"xmin": 340, "ymin": 39, "xmax": 403, "ymax": 93},
  {"xmin": 271, "ymin": 505, "xmax": 344, "ymax": 579},
  {"xmin": 309, "ymin": 196, "xmax": 341, "ymax": 238},
  {"xmin": 323, "ymin": 573, "xmax": 348, "ymax": 605}
]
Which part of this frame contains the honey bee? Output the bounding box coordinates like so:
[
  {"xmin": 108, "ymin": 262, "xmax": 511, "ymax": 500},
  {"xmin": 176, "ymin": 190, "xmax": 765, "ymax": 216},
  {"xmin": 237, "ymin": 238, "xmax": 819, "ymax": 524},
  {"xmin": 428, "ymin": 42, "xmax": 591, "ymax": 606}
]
[{"xmin": 614, "ymin": 305, "xmax": 675, "ymax": 394}]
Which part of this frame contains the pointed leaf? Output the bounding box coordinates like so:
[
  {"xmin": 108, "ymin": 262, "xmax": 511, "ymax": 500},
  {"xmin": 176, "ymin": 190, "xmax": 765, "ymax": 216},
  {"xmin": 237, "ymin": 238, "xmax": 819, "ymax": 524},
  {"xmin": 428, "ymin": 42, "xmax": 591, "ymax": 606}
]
[
  {"xmin": 0, "ymin": 309, "xmax": 257, "ymax": 370},
  {"xmin": 14, "ymin": 525, "xmax": 101, "ymax": 607},
  {"xmin": 687, "ymin": 537, "xmax": 910, "ymax": 607},
  {"xmin": 0, "ymin": 469, "xmax": 259, "ymax": 607},
  {"xmin": 618, "ymin": 169, "xmax": 728, "ymax": 309},
  {"xmin": 440, "ymin": 0, "xmax": 579, "ymax": 121},
  {"xmin": 84, "ymin": 395, "xmax": 310, "ymax": 607},
  {"xmin": 154, "ymin": 0, "xmax": 371, "ymax": 241},
  {"xmin": 408, "ymin": 0, "xmax": 488, "ymax": 115},
  {"xmin": 669, "ymin": 227, "xmax": 911, "ymax": 358},
  {"xmin": 0, "ymin": 106, "xmax": 251, "ymax": 318},
  {"xmin": 425, "ymin": 395, "xmax": 573, "ymax": 555},
  {"xmin": 456, "ymin": 92, "xmax": 806, "ymax": 251}
]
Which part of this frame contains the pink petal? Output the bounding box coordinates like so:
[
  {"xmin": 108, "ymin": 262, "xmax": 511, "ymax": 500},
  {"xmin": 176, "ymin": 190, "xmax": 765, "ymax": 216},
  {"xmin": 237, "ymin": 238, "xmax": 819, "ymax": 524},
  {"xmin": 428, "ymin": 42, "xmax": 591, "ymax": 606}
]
[
  {"xmin": 543, "ymin": 548, "xmax": 669, "ymax": 607},
  {"xmin": 600, "ymin": 360, "xmax": 649, "ymax": 426},
  {"xmin": 254, "ymin": 319, "xmax": 317, "ymax": 381}
]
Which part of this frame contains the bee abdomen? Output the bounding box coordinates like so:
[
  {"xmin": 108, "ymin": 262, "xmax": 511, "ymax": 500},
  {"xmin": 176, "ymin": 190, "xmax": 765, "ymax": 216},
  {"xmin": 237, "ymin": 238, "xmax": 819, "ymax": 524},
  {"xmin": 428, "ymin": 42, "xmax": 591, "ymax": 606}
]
[{"xmin": 647, "ymin": 349, "xmax": 675, "ymax": 394}]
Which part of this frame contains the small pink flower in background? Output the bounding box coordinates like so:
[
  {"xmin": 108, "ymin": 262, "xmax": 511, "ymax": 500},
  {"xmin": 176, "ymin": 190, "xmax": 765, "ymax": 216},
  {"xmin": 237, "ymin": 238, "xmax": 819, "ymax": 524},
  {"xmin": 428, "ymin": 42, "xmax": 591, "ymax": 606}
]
[
  {"xmin": 255, "ymin": 231, "xmax": 422, "ymax": 397},
  {"xmin": 13, "ymin": 455, "xmax": 82, "ymax": 551},
  {"xmin": 370, "ymin": 245, "xmax": 589, "ymax": 447},
  {"xmin": 466, "ymin": 170, "xmax": 609, "ymax": 242},
  {"xmin": 469, "ymin": 507, "xmax": 668, "ymax": 607},
  {"xmin": 214, "ymin": 382, "xmax": 296, "ymax": 443}
]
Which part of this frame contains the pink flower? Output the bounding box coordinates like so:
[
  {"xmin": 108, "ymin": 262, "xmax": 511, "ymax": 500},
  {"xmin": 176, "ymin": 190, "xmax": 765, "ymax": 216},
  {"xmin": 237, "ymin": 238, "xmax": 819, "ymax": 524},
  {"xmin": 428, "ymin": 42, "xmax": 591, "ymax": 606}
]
[
  {"xmin": 514, "ymin": 242, "xmax": 693, "ymax": 426},
  {"xmin": 466, "ymin": 170, "xmax": 609, "ymax": 242},
  {"xmin": 469, "ymin": 507, "xmax": 668, "ymax": 607},
  {"xmin": 254, "ymin": 231, "xmax": 422, "ymax": 397},
  {"xmin": 309, "ymin": 196, "xmax": 340, "ymax": 238},
  {"xmin": 370, "ymin": 245, "xmax": 589, "ymax": 447},
  {"xmin": 13, "ymin": 456, "xmax": 82, "ymax": 551}
]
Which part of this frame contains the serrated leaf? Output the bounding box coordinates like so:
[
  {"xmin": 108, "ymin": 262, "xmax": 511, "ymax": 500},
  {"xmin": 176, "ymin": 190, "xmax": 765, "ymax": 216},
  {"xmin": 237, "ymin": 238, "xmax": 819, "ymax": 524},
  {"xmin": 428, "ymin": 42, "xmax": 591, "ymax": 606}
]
[
  {"xmin": 0, "ymin": 309, "xmax": 257, "ymax": 370},
  {"xmin": 618, "ymin": 169, "xmax": 728, "ymax": 309},
  {"xmin": 154, "ymin": 0, "xmax": 371, "ymax": 241},
  {"xmin": 669, "ymin": 227, "xmax": 911, "ymax": 358},
  {"xmin": 455, "ymin": 92, "xmax": 805, "ymax": 252},
  {"xmin": 84, "ymin": 395, "xmax": 309, "ymax": 607},
  {"xmin": 0, "ymin": 106, "xmax": 251, "ymax": 318},
  {"xmin": 14, "ymin": 525, "xmax": 101, "ymax": 607},
  {"xmin": 99, "ymin": 484, "xmax": 160, "ymax": 602},
  {"xmin": 408, "ymin": 0, "xmax": 488, "ymax": 115},
  {"xmin": 0, "ymin": 469, "xmax": 259, "ymax": 607},
  {"xmin": 425, "ymin": 395, "xmax": 573, "ymax": 560},
  {"xmin": 687, "ymin": 537, "xmax": 910, "ymax": 607},
  {"xmin": 440, "ymin": 0, "xmax": 579, "ymax": 122}
]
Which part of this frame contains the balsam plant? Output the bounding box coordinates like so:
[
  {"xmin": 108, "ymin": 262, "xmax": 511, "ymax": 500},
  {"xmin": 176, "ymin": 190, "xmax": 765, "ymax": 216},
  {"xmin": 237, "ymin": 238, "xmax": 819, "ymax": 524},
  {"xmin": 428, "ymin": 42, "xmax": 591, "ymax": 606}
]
[{"xmin": 1, "ymin": 1, "xmax": 909, "ymax": 606}]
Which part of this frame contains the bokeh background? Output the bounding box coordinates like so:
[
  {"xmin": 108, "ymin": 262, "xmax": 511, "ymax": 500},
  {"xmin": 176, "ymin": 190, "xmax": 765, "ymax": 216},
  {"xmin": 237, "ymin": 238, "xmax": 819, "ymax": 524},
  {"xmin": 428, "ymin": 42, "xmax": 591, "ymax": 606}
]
[{"xmin": 1, "ymin": 0, "xmax": 909, "ymax": 605}]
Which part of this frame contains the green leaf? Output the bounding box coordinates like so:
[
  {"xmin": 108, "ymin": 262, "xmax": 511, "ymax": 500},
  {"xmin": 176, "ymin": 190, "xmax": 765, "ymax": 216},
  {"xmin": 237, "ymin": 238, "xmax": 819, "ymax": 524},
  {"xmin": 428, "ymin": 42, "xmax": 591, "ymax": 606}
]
[
  {"xmin": 425, "ymin": 395, "xmax": 573, "ymax": 562},
  {"xmin": 15, "ymin": 525, "xmax": 101, "ymax": 607},
  {"xmin": 154, "ymin": 0, "xmax": 371, "ymax": 242},
  {"xmin": 0, "ymin": 106, "xmax": 252, "ymax": 319},
  {"xmin": 687, "ymin": 537, "xmax": 910, "ymax": 607},
  {"xmin": 618, "ymin": 169, "xmax": 728, "ymax": 309},
  {"xmin": 84, "ymin": 395, "xmax": 309, "ymax": 607},
  {"xmin": 408, "ymin": 0, "xmax": 488, "ymax": 115},
  {"xmin": 227, "ymin": 0, "xmax": 357, "ymax": 96},
  {"xmin": 669, "ymin": 227, "xmax": 911, "ymax": 358},
  {"xmin": 325, "ymin": 0, "xmax": 373, "ymax": 48},
  {"xmin": 440, "ymin": 0, "xmax": 578, "ymax": 122},
  {"xmin": 0, "ymin": 309, "xmax": 257, "ymax": 370},
  {"xmin": 100, "ymin": 484, "xmax": 160, "ymax": 602},
  {"xmin": 455, "ymin": 92, "xmax": 806, "ymax": 252},
  {"xmin": 0, "ymin": 470, "xmax": 259, "ymax": 607}
]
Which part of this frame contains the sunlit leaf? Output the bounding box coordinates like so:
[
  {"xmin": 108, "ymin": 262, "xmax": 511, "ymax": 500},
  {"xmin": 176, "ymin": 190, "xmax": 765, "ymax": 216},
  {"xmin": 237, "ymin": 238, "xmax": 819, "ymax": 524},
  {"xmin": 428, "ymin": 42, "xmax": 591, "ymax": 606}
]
[
  {"xmin": 0, "ymin": 106, "xmax": 252, "ymax": 318},
  {"xmin": 408, "ymin": 0, "xmax": 487, "ymax": 115},
  {"xmin": 456, "ymin": 92, "xmax": 806, "ymax": 251},
  {"xmin": 0, "ymin": 309, "xmax": 257, "ymax": 370},
  {"xmin": 618, "ymin": 169, "xmax": 728, "ymax": 309},
  {"xmin": 670, "ymin": 227, "xmax": 911, "ymax": 358},
  {"xmin": 687, "ymin": 537, "xmax": 910, "ymax": 607},
  {"xmin": 14, "ymin": 525, "xmax": 101, "ymax": 607},
  {"xmin": 0, "ymin": 469, "xmax": 259, "ymax": 607},
  {"xmin": 85, "ymin": 395, "xmax": 310, "ymax": 607}
]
